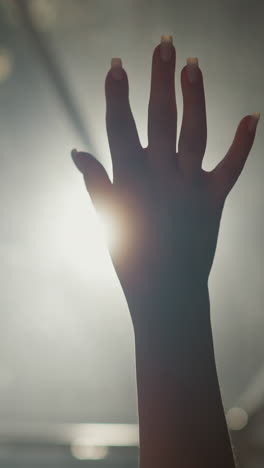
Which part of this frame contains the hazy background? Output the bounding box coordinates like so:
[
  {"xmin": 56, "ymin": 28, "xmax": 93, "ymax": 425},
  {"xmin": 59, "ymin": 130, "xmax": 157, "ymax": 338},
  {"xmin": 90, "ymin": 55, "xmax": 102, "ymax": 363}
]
[{"xmin": 0, "ymin": 0, "xmax": 263, "ymax": 466}]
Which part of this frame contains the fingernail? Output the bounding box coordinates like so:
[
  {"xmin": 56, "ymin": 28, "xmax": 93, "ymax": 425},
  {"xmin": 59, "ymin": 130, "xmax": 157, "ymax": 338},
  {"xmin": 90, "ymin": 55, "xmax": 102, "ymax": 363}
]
[
  {"xmin": 110, "ymin": 58, "xmax": 123, "ymax": 80},
  {"xmin": 186, "ymin": 57, "xmax": 199, "ymax": 84},
  {"xmin": 160, "ymin": 35, "xmax": 173, "ymax": 62},
  {"xmin": 248, "ymin": 112, "xmax": 260, "ymax": 134},
  {"xmin": 71, "ymin": 149, "xmax": 84, "ymax": 173}
]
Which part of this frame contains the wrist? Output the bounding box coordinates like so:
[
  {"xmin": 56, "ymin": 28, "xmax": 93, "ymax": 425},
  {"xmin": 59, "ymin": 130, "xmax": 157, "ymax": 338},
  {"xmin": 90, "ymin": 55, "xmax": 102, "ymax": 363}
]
[{"xmin": 129, "ymin": 280, "xmax": 211, "ymax": 338}]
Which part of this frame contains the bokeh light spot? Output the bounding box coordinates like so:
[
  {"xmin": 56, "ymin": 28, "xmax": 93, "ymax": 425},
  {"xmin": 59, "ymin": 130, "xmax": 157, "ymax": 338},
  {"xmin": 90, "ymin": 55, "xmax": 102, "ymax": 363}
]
[
  {"xmin": 226, "ymin": 407, "xmax": 248, "ymax": 431},
  {"xmin": 0, "ymin": 48, "xmax": 13, "ymax": 82},
  {"xmin": 71, "ymin": 441, "xmax": 108, "ymax": 460}
]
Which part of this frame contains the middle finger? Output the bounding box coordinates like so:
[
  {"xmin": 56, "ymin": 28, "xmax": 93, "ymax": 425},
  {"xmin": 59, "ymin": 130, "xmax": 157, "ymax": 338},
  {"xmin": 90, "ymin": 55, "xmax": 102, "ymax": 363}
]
[{"xmin": 148, "ymin": 36, "xmax": 177, "ymax": 163}]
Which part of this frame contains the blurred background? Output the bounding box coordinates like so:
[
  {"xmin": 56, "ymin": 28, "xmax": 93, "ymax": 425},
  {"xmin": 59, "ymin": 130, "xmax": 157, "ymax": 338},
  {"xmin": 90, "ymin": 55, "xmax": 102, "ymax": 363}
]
[{"xmin": 0, "ymin": 0, "xmax": 263, "ymax": 466}]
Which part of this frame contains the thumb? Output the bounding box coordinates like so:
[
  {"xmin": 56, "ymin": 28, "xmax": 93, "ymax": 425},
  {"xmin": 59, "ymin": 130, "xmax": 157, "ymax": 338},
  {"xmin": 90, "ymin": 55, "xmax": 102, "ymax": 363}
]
[
  {"xmin": 71, "ymin": 149, "xmax": 113, "ymax": 213},
  {"xmin": 211, "ymin": 113, "xmax": 260, "ymax": 199}
]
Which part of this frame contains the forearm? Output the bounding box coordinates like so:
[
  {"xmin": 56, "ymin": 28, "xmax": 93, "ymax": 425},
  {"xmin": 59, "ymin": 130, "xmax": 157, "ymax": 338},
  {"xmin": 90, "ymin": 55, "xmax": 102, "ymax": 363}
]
[{"xmin": 131, "ymin": 284, "xmax": 236, "ymax": 468}]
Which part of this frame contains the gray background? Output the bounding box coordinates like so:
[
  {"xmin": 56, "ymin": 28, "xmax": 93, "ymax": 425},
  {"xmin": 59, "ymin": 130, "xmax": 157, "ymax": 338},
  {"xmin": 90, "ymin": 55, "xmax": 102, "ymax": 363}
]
[{"xmin": 0, "ymin": 0, "xmax": 263, "ymax": 466}]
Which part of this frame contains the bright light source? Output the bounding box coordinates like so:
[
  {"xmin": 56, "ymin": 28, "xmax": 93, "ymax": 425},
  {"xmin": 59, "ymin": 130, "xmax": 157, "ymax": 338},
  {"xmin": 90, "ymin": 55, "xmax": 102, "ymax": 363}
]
[
  {"xmin": 96, "ymin": 209, "xmax": 119, "ymax": 253},
  {"xmin": 0, "ymin": 48, "xmax": 13, "ymax": 82},
  {"xmin": 71, "ymin": 441, "xmax": 108, "ymax": 460},
  {"xmin": 46, "ymin": 185, "xmax": 118, "ymax": 283},
  {"xmin": 226, "ymin": 407, "xmax": 248, "ymax": 431},
  {"xmin": 70, "ymin": 423, "xmax": 139, "ymax": 446}
]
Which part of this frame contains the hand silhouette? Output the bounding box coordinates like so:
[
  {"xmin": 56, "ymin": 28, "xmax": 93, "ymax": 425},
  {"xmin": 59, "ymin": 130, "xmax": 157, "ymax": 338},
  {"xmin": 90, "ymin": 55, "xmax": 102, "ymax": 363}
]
[{"xmin": 72, "ymin": 37, "xmax": 259, "ymax": 326}]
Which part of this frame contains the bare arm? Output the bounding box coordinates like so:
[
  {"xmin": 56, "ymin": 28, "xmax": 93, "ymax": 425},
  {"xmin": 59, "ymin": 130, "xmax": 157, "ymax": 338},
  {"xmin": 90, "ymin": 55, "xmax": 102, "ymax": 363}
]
[
  {"xmin": 134, "ymin": 286, "xmax": 235, "ymax": 468},
  {"xmin": 72, "ymin": 37, "xmax": 259, "ymax": 468}
]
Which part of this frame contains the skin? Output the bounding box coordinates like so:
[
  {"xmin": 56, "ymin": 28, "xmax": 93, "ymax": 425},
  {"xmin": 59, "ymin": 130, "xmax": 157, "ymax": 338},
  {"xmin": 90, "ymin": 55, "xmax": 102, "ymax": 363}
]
[{"xmin": 72, "ymin": 41, "xmax": 259, "ymax": 468}]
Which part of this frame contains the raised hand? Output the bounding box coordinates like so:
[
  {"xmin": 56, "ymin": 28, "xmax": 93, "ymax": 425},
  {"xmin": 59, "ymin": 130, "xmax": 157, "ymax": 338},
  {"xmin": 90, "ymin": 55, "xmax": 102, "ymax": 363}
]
[{"xmin": 72, "ymin": 37, "xmax": 259, "ymax": 326}]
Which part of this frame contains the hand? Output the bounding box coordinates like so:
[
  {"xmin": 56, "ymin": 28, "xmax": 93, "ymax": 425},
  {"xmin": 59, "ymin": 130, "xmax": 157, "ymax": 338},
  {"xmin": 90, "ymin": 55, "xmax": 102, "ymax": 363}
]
[{"xmin": 72, "ymin": 37, "xmax": 259, "ymax": 326}]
